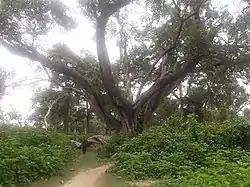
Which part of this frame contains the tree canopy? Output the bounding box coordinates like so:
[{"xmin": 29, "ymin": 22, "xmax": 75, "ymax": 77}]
[{"xmin": 0, "ymin": 0, "xmax": 250, "ymax": 134}]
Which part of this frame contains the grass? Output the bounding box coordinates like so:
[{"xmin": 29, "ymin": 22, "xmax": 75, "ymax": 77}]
[
  {"xmin": 29, "ymin": 149, "xmax": 100, "ymax": 187},
  {"xmin": 102, "ymin": 174, "xmax": 129, "ymax": 187},
  {"xmin": 102, "ymin": 175, "xmax": 157, "ymax": 187}
]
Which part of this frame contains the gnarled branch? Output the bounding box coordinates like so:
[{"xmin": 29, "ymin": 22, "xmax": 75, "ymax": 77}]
[{"xmin": 135, "ymin": 11, "xmax": 197, "ymax": 100}]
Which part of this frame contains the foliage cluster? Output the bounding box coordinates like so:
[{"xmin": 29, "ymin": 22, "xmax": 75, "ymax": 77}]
[
  {"xmin": 106, "ymin": 116, "xmax": 250, "ymax": 186},
  {"xmin": 155, "ymin": 150, "xmax": 250, "ymax": 187},
  {"xmin": 0, "ymin": 125, "xmax": 77, "ymax": 186},
  {"xmin": 97, "ymin": 134, "xmax": 132, "ymax": 159}
]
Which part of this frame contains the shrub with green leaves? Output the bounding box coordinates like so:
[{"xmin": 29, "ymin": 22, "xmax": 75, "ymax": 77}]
[
  {"xmin": 109, "ymin": 125, "xmax": 201, "ymax": 179},
  {"xmin": 0, "ymin": 126, "xmax": 78, "ymax": 186},
  {"xmin": 155, "ymin": 149, "xmax": 250, "ymax": 187},
  {"xmin": 107, "ymin": 116, "xmax": 250, "ymax": 186},
  {"xmin": 97, "ymin": 134, "xmax": 132, "ymax": 159}
]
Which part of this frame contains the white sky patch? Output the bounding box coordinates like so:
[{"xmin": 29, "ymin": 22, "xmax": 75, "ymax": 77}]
[{"xmin": 0, "ymin": 0, "xmax": 246, "ymax": 117}]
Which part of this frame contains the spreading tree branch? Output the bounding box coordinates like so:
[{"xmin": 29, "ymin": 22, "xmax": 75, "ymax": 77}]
[
  {"xmin": 0, "ymin": 38, "xmax": 123, "ymax": 132},
  {"xmin": 134, "ymin": 0, "xmax": 207, "ymax": 114},
  {"xmin": 135, "ymin": 12, "xmax": 197, "ymax": 100},
  {"xmin": 135, "ymin": 53, "xmax": 203, "ymax": 116},
  {"xmin": 40, "ymin": 64, "xmax": 83, "ymax": 95}
]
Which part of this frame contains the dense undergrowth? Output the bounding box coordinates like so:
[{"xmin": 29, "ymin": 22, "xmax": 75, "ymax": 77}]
[
  {"xmin": 0, "ymin": 125, "xmax": 78, "ymax": 186},
  {"xmin": 100, "ymin": 115, "xmax": 250, "ymax": 186}
]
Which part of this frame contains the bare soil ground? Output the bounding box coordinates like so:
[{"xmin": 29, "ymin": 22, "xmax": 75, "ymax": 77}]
[{"xmin": 62, "ymin": 164, "xmax": 112, "ymax": 187}]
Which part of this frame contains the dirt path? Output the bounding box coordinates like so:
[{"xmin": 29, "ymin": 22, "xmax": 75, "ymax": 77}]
[{"xmin": 62, "ymin": 164, "xmax": 111, "ymax": 187}]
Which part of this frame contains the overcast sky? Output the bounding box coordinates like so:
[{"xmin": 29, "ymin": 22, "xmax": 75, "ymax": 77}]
[{"xmin": 0, "ymin": 0, "xmax": 245, "ymax": 118}]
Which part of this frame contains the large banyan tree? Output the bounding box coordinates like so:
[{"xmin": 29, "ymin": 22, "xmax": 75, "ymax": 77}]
[{"xmin": 0, "ymin": 0, "xmax": 250, "ymax": 134}]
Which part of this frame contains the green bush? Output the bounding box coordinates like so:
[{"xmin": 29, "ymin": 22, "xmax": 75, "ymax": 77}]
[
  {"xmin": 97, "ymin": 134, "xmax": 132, "ymax": 159},
  {"xmin": 0, "ymin": 126, "xmax": 77, "ymax": 186},
  {"xmin": 108, "ymin": 116, "xmax": 250, "ymax": 185},
  {"xmin": 110, "ymin": 152, "xmax": 153, "ymax": 180},
  {"xmin": 155, "ymin": 149, "xmax": 250, "ymax": 187}
]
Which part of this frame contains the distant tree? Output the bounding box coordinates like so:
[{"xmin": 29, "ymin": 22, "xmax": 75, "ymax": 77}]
[
  {"xmin": 30, "ymin": 88, "xmax": 78, "ymax": 131},
  {"xmin": 0, "ymin": 108, "xmax": 25, "ymax": 126}
]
